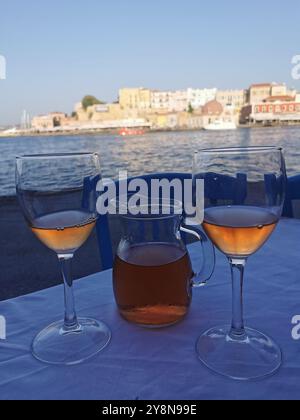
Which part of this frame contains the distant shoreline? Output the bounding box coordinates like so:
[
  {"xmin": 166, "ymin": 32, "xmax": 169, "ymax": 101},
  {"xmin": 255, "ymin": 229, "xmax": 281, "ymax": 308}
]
[{"xmin": 1, "ymin": 123, "xmax": 300, "ymax": 139}]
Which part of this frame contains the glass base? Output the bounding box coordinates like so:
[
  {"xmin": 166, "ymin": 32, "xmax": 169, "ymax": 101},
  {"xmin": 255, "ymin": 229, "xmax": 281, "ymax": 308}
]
[
  {"xmin": 196, "ymin": 325, "xmax": 282, "ymax": 381},
  {"xmin": 32, "ymin": 318, "xmax": 111, "ymax": 366}
]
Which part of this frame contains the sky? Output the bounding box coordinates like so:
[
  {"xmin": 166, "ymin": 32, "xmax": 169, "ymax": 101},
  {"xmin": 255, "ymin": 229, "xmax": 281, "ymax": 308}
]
[{"xmin": 0, "ymin": 0, "xmax": 300, "ymax": 125}]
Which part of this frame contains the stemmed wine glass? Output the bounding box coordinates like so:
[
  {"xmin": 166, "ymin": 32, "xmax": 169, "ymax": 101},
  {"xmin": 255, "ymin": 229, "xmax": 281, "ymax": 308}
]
[
  {"xmin": 16, "ymin": 153, "xmax": 111, "ymax": 365},
  {"xmin": 193, "ymin": 147, "xmax": 286, "ymax": 381}
]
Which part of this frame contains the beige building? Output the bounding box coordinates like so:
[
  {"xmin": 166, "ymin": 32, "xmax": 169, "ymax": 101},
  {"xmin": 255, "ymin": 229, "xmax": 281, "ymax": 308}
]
[
  {"xmin": 119, "ymin": 88, "xmax": 151, "ymax": 110},
  {"xmin": 216, "ymin": 90, "xmax": 246, "ymax": 109},
  {"xmin": 31, "ymin": 115, "xmax": 54, "ymax": 130},
  {"xmin": 90, "ymin": 103, "xmax": 130, "ymax": 122},
  {"xmin": 249, "ymin": 84, "xmax": 273, "ymax": 104},
  {"xmin": 31, "ymin": 112, "xmax": 69, "ymax": 130},
  {"xmin": 76, "ymin": 106, "xmax": 90, "ymax": 122},
  {"xmin": 271, "ymin": 84, "xmax": 287, "ymax": 97}
]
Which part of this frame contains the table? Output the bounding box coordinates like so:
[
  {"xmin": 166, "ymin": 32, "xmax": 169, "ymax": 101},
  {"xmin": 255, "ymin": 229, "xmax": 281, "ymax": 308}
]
[{"xmin": 0, "ymin": 219, "xmax": 300, "ymax": 400}]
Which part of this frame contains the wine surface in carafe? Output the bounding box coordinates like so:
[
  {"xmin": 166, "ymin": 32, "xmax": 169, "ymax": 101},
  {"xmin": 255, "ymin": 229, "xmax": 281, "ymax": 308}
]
[{"xmin": 113, "ymin": 243, "xmax": 193, "ymax": 327}]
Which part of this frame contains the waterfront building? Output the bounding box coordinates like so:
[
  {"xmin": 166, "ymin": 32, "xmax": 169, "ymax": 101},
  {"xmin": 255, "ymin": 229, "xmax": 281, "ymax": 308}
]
[
  {"xmin": 31, "ymin": 114, "xmax": 55, "ymax": 130},
  {"xmin": 201, "ymin": 100, "xmax": 224, "ymax": 126},
  {"xmin": 249, "ymin": 83, "xmax": 273, "ymax": 104},
  {"xmin": 88, "ymin": 103, "xmax": 124, "ymax": 122},
  {"xmin": 216, "ymin": 89, "xmax": 247, "ymax": 109},
  {"xmin": 271, "ymin": 84, "xmax": 287, "ymax": 97},
  {"xmin": 248, "ymin": 83, "xmax": 291, "ymax": 105},
  {"xmin": 243, "ymin": 96, "xmax": 300, "ymax": 124},
  {"xmin": 151, "ymin": 90, "xmax": 189, "ymax": 112},
  {"xmin": 31, "ymin": 112, "xmax": 73, "ymax": 131},
  {"xmin": 187, "ymin": 88, "xmax": 217, "ymax": 109},
  {"xmin": 151, "ymin": 90, "xmax": 172, "ymax": 111},
  {"xmin": 119, "ymin": 88, "xmax": 152, "ymax": 110},
  {"xmin": 49, "ymin": 112, "xmax": 68, "ymax": 126},
  {"xmin": 169, "ymin": 90, "xmax": 188, "ymax": 112}
]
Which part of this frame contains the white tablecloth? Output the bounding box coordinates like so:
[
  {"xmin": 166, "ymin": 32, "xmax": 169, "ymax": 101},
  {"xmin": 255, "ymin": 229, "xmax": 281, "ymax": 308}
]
[{"xmin": 0, "ymin": 219, "xmax": 300, "ymax": 400}]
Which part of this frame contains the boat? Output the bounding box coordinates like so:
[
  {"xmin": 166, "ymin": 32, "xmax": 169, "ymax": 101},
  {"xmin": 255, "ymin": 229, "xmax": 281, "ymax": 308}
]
[
  {"xmin": 203, "ymin": 119, "xmax": 237, "ymax": 131},
  {"xmin": 118, "ymin": 128, "xmax": 146, "ymax": 136}
]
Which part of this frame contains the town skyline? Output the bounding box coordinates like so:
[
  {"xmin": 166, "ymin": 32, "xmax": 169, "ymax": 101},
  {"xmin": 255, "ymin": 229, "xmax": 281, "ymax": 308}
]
[
  {"xmin": 16, "ymin": 82, "xmax": 298, "ymax": 135},
  {"xmin": 2, "ymin": 79, "xmax": 299, "ymax": 128}
]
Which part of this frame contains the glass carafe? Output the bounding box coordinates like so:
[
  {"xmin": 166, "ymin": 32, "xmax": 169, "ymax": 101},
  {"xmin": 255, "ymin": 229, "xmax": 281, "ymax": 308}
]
[{"xmin": 113, "ymin": 200, "xmax": 215, "ymax": 328}]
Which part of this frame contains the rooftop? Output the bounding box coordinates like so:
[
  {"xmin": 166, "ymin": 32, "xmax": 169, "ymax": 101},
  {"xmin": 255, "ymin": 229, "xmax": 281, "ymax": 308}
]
[
  {"xmin": 202, "ymin": 100, "xmax": 223, "ymax": 115},
  {"xmin": 251, "ymin": 83, "xmax": 272, "ymax": 88}
]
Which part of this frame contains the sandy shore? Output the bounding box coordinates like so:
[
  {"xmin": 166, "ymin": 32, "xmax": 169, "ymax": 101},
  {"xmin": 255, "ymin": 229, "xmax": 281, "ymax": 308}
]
[{"xmin": 0, "ymin": 196, "xmax": 103, "ymax": 301}]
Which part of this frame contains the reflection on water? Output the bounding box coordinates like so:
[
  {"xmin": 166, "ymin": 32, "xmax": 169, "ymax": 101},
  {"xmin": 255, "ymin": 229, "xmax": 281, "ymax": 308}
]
[{"xmin": 0, "ymin": 126, "xmax": 299, "ymax": 196}]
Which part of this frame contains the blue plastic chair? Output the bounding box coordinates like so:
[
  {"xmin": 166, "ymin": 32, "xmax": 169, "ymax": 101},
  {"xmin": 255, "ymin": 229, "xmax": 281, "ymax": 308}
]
[
  {"xmin": 194, "ymin": 172, "xmax": 248, "ymax": 206},
  {"xmin": 283, "ymin": 175, "xmax": 300, "ymax": 218}
]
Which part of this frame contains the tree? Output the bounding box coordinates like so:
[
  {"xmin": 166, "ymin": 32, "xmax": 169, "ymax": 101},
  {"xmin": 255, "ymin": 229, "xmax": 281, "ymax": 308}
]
[
  {"xmin": 82, "ymin": 95, "xmax": 104, "ymax": 110},
  {"xmin": 188, "ymin": 103, "xmax": 194, "ymax": 114}
]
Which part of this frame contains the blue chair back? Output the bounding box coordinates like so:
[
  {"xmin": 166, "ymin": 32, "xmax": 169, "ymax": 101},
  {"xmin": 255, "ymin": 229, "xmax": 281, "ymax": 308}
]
[
  {"xmin": 283, "ymin": 175, "xmax": 300, "ymax": 218},
  {"xmin": 199, "ymin": 172, "xmax": 247, "ymax": 205}
]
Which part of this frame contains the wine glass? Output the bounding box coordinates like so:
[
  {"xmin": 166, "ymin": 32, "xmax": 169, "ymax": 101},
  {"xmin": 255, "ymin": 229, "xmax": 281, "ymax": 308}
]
[
  {"xmin": 193, "ymin": 147, "xmax": 286, "ymax": 381},
  {"xmin": 16, "ymin": 153, "xmax": 111, "ymax": 365}
]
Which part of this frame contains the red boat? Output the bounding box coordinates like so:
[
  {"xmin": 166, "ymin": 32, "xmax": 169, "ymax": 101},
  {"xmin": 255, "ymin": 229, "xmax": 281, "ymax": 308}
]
[{"xmin": 118, "ymin": 128, "xmax": 146, "ymax": 136}]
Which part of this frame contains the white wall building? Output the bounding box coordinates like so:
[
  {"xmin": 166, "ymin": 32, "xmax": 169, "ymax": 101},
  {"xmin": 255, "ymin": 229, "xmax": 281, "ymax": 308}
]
[
  {"xmin": 187, "ymin": 88, "xmax": 217, "ymax": 109},
  {"xmin": 151, "ymin": 90, "xmax": 188, "ymax": 112},
  {"xmin": 151, "ymin": 91, "xmax": 172, "ymax": 110},
  {"xmin": 169, "ymin": 90, "xmax": 188, "ymax": 112}
]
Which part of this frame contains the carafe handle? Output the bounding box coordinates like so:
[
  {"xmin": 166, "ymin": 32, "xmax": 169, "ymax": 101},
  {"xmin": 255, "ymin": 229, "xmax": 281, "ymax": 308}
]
[{"xmin": 180, "ymin": 225, "xmax": 215, "ymax": 288}]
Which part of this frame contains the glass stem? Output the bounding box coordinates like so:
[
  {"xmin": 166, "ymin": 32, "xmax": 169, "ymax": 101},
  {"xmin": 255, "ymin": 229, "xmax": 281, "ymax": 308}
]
[
  {"xmin": 229, "ymin": 258, "xmax": 247, "ymax": 340},
  {"xmin": 59, "ymin": 255, "xmax": 80, "ymax": 332}
]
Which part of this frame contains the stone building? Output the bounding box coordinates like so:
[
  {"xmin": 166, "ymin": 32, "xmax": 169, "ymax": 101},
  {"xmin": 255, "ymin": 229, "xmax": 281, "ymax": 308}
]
[
  {"xmin": 201, "ymin": 100, "xmax": 224, "ymax": 126},
  {"xmin": 31, "ymin": 115, "xmax": 54, "ymax": 130}
]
